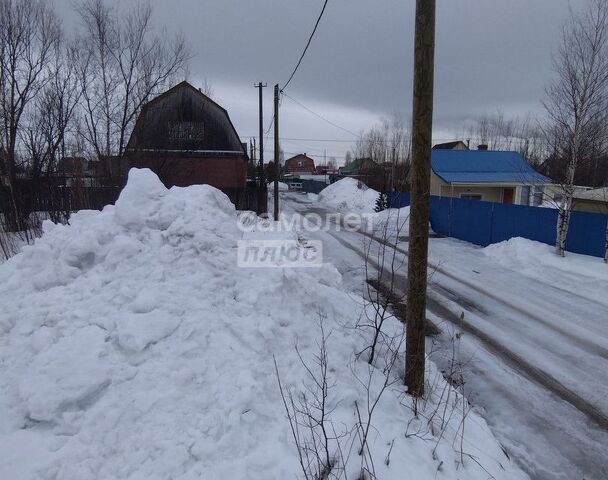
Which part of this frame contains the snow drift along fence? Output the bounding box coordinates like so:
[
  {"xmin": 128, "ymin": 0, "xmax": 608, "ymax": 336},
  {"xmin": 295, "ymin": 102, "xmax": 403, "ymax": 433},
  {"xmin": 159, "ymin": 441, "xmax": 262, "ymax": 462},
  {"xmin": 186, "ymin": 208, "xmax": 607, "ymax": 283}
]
[{"xmin": 388, "ymin": 192, "xmax": 608, "ymax": 258}]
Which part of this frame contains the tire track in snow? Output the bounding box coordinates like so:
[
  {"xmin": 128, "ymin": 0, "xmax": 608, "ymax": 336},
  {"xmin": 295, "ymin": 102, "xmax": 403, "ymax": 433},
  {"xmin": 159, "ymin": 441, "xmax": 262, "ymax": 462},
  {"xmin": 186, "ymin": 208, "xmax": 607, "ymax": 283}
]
[
  {"xmin": 323, "ymin": 227, "xmax": 608, "ymax": 432},
  {"xmin": 295, "ymin": 195, "xmax": 608, "ymax": 360},
  {"xmin": 355, "ymin": 231, "xmax": 608, "ymax": 362}
]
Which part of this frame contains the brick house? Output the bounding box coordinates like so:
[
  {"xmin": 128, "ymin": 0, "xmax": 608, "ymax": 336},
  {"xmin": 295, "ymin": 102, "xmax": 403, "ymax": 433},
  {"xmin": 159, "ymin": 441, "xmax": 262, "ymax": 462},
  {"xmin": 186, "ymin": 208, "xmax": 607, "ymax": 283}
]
[
  {"xmin": 284, "ymin": 154, "xmax": 316, "ymax": 175},
  {"xmin": 123, "ymin": 81, "xmax": 248, "ymax": 204}
]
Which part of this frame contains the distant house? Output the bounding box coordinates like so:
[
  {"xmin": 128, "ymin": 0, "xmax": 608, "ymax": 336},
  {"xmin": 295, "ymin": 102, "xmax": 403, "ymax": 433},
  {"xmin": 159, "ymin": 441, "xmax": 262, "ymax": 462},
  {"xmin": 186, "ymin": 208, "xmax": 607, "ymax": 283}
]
[
  {"xmin": 572, "ymin": 187, "xmax": 608, "ymax": 214},
  {"xmin": 124, "ymin": 81, "xmax": 248, "ymax": 203},
  {"xmin": 432, "ymin": 140, "xmax": 469, "ymax": 150},
  {"xmin": 430, "ymin": 149, "xmax": 552, "ymax": 205},
  {"xmin": 285, "ymin": 154, "xmax": 316, "ymax": 174},
  {"xmin": 315, "ymin": 165, "xmax": 338, "ymax": 175},
  {"xmin": 338, "ymin": 158, "xmax": 379, "ymax": 177}
]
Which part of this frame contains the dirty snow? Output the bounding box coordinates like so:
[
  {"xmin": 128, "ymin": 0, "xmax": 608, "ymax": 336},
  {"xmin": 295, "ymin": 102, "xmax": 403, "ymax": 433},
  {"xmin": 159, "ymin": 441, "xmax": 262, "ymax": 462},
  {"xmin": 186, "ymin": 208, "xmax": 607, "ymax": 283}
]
[{"xmin": 0, "ymin": 169, "xmax": 527, "ymax": 480}]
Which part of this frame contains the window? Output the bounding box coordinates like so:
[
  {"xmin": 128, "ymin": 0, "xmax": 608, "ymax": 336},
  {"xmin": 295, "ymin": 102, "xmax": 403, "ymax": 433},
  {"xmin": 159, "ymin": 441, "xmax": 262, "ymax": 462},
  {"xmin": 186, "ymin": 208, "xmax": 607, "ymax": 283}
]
[
  {"xmin": 167, "ymin": 121, "xmax": 205, "ymax": 141},
  {"xmin": 297, "ymin": 160, "xmax": 303, "ymax": 167},
  {"xmin": 460, "ymin": 193, "xmax": 482, "ymax": 201},
  {"xmin": 532, "ymin": 186, "xmax": 544, "ymax": 206},
  {"xmin": 521, "ymin": 186, "xmax": 531, "ymax": 206}
]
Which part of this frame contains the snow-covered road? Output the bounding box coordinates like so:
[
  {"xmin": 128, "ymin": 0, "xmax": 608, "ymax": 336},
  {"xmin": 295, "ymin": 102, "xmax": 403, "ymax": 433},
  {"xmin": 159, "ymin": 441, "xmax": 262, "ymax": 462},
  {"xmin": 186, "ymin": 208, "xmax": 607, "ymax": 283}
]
[{"xmin": 281, "ymin": 191, "xmax": 608, "ymax": 480}]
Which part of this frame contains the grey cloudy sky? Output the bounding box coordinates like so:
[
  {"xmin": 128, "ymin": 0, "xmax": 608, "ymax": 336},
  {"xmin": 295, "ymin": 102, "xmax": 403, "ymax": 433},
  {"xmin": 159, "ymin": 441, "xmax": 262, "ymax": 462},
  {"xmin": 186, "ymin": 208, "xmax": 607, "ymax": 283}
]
[{"xmin": 56, "ymin": 0, "xmax": 586, "ymax": 164}]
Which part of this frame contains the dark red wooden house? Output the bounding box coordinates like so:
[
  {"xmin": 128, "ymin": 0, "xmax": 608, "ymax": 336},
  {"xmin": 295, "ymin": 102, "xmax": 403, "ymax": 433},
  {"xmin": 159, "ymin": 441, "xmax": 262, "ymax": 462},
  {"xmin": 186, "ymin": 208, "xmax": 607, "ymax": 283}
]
[{"xmin": 123, "ymin": 81, "xmax": 248, "ymax": 204}]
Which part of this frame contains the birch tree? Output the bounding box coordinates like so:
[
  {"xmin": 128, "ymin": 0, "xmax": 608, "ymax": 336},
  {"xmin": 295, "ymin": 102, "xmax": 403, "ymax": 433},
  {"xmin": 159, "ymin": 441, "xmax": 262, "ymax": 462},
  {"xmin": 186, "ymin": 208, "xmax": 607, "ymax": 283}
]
[
  {"xmin": 75, "ymin": 0, "xmax": 189, "ymax": 158},
  {"xmin": 543, "ymin": 0, "xmax": 608, "ymax": 257}
]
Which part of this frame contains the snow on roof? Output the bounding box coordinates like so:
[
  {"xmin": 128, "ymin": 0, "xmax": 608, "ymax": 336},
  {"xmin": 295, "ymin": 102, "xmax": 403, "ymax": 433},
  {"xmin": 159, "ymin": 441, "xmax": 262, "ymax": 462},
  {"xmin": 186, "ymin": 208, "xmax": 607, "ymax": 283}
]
[{"xmin": 431, "ymin": 150, "xmax": 552, "ymax": 184}]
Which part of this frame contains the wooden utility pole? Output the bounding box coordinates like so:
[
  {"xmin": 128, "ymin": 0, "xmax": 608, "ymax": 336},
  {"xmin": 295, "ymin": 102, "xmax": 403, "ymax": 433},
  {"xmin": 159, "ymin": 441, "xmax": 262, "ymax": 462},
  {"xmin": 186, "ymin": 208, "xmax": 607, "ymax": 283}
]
[
  {"xmin": 274, "ymin": 84, "xmax": 280, "ymax": 221},
  {"xmin": 254, "ymin": 82, "xmax": 267, "ymax": 185},
  {"xmin": 405, "ymin": 0, "xmax": 436, "ymax": 397}
]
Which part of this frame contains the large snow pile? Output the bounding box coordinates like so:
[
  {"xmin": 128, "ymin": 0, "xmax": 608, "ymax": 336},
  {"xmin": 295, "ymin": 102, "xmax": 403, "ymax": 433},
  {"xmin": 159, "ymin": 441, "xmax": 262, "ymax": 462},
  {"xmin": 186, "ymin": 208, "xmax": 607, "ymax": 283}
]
[
  {"xmin": 483, "ymin": 237, "xmax": 608, "ymax": 306},
  {"xmin": 0, "ymin": 169, "xmax": 526, "ymax": 479},
  {"xmin": 318, "ymin": 177, "xmax": 379, "ymax": 213}
]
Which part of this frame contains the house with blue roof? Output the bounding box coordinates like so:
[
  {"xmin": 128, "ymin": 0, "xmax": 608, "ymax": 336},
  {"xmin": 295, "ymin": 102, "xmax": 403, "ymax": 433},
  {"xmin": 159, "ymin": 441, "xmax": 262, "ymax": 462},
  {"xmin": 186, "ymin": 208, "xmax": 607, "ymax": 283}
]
[{"xmin": 429, "ymin": 148, "xmax": 553, "ymax": 205}]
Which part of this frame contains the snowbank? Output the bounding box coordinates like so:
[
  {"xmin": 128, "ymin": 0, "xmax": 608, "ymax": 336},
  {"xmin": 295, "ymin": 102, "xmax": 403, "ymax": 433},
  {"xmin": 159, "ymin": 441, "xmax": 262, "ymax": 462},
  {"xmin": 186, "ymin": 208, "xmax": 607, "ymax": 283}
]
[
  {"xmin": 371, "ymin": 206, "xmax": 435, "ymax": 243},
  {"xmin": 268, "ymin": 181, "xmax": 289, "ymax": 191},
  {"xmin": 373, "ymin": 206, "xmax": 411, "ymax": 240},
  {"xmin": 483, "ymin": 237, "xmax": 608, "ymax": 305},
  {"xmin": 318, "ymin": 177, "xmax": 379, "ymax": 213},
  {"xmin": 0, "ymin": 169, "xmax": 526, "ymax": 479}
]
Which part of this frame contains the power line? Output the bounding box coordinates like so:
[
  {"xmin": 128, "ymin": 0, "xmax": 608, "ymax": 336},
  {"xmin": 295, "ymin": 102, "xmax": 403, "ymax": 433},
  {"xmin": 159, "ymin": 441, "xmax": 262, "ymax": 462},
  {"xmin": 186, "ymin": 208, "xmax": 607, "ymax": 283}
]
[
  {"xmin": 262, "ymin": 113, "xmax": 275, "ymax": 158},
  {"xmin": 281, "ymin": 91, "xmax": 360, "ymax": 138},
  {"xmin": 241, "ymin": 135, "xmax": 482, "ymax": 145},
  {"xmin": 263, "ymin": 149, "xmax": 349, "ymax": 160},
  {"xmin": 281, "ymin": 0, "xmax": 330, "ymax": 92}
]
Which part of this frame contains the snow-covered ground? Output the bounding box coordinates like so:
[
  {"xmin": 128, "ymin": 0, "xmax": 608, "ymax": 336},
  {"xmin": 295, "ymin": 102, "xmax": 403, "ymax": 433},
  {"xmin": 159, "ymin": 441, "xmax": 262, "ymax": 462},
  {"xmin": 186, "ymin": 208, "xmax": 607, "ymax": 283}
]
[
  {"xmin": 483, "ymin": 237, "xmax": 608, "ymax": 305},
  {"xmin": 0, "ymin": 170, "xmax": 526, "ymax": 480},
  {"xmin": 282, "ymin": 190, "xmax": 608, "ymax": 480},
  {"xmin": 268, "ymin": 181, "xmax": 289, "ymax": 191}
]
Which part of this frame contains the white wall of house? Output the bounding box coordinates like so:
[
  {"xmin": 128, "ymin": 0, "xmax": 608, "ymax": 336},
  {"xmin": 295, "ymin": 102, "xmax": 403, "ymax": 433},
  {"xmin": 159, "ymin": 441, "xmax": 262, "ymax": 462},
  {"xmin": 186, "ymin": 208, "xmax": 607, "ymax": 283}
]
[{"xmin": 430, "ymin": 172, "xmax": 549, "ymax": 205}]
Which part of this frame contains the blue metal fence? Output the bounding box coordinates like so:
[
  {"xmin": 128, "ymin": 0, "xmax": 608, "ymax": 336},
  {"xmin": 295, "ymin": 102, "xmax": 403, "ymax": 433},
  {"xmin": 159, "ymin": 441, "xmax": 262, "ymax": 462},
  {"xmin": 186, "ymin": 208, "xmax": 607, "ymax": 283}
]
[
  {"xmin": 301, "ymin": 179, "xmax": 328, "ymax": 194},
  {"xmin": 388, "ymin": 192, "xmax": 607, "ymax": 258}
]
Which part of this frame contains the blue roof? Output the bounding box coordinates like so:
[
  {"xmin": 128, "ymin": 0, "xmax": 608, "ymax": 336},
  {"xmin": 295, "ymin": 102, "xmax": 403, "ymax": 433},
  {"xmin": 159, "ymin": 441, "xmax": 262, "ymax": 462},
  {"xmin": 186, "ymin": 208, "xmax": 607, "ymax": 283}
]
[{"xmin": 431, "ymin": 150, "xmax": 552, "ymax": 184}]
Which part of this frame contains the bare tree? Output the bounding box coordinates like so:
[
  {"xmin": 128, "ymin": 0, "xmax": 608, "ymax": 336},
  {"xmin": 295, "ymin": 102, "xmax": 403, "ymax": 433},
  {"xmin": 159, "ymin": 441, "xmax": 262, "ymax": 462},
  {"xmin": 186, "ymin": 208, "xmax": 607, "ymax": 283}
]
[
  {"xmin": 344, "ymin": 151, "xmax": 352, "ymax": 166},
  {"xmin": 0, "ymin": 0, "xmax": 61, "ymax": 229},
  {"xmin": 463, "ymin": 111, "xmax": 547, "ymax": 164},
  {"xmin": 274, "ymin": 319, "xmax": 338, "ymax": 480},
  {"xmin": 352, "ymin": 114, "xmax": 411, "ymax": 194},
  {"xmin": 21, "ymin": 42, "xmax": 81, "ymax": 179},
  {"xmin": 543, "ymin": 0, "xmax": 608, "ymax": 257},
  {"xmin": 75, "ymin": 0, "xmax": 189, "ymax": 159}
]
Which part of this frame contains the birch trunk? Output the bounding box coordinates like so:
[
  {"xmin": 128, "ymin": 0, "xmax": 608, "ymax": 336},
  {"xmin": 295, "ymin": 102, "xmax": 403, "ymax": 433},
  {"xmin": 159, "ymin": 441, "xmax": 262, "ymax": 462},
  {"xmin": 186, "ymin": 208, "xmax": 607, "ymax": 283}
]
[
  {"xmin": 555, "ymin": 194, "xmax": 573, "ymax": 257},
  {"xmin": 555, "ymin": 133, "xmax": 579, "ymax": 257}
]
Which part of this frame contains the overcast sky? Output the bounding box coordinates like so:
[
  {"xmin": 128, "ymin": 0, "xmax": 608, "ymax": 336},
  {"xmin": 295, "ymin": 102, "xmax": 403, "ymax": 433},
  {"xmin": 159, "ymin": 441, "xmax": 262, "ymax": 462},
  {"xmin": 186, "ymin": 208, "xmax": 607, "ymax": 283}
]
[{"xmin": 57, "ymin": 0, "xmax": 587, "ymax": 165}]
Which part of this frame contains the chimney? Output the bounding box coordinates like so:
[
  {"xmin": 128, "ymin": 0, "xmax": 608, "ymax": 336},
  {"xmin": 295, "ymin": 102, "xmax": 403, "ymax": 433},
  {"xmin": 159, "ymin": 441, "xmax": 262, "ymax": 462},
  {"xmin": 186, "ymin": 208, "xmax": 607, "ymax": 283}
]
[{"xmin": 478, "ymin": 144, "xmax": 488, "ymax": 151}]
